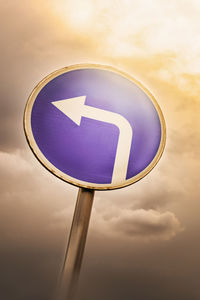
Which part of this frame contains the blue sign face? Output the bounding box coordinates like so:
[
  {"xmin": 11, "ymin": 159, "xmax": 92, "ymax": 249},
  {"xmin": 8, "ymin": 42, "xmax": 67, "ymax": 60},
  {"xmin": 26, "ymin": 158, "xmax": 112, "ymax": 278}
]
[{"xmin": 24, "ymin": 64, "xmax": 166, "ymax": 190}]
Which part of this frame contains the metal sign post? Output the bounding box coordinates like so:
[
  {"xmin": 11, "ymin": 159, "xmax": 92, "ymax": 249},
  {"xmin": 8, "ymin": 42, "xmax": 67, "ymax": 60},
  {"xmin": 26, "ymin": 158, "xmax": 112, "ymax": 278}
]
[
  {"xmin": 24, "ymin": 64, "xmax": 166, "ymax": 300},
  {"xmin": 58, "ymin": 188, "xmax": 94, "ymax": 300}
]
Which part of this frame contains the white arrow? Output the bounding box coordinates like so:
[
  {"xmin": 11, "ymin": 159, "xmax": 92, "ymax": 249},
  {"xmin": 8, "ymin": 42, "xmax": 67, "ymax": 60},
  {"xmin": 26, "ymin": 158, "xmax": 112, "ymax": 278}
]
[{"xmin": 52, "ymin": 96, "xmax": 133, "ymax": 185}]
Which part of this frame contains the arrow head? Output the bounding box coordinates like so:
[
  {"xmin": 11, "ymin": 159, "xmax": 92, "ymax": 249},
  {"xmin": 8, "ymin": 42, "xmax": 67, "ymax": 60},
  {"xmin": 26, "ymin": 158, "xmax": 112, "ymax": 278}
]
[{"xmin": 52, "ymin": 96, "xmax": 86, "ymax": 125}]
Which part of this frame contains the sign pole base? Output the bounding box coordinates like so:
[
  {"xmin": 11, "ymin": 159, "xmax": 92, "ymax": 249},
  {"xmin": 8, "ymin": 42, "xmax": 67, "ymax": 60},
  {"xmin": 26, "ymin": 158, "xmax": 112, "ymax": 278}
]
[{"xmin": 57, "ymin": 188, "xmax": 95, "ymax": 300}]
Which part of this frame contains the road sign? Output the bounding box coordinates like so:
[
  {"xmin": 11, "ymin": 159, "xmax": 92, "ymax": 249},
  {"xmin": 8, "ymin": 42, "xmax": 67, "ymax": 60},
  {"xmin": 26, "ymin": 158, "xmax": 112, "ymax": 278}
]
[
  {"xmin": 24, "ymin": 64, "xmax": 166, "ymax": 299},
  {"xmin": 24, "ymin": 64, "xmax": 166, "ymax": 190}
]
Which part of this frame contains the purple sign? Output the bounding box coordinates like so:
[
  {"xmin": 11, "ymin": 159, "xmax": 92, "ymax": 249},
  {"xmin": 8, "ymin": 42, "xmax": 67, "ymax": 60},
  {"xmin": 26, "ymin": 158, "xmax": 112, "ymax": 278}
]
[{"xmin": 24, "ymin": 64, "xmax": 166, "ymax": 190}]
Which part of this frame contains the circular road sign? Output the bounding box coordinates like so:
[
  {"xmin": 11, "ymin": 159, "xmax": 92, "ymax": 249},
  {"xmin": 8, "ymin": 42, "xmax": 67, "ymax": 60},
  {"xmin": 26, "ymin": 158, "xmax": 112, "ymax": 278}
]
[{"xmin": 24, "ymin": 64, "xmax": 166, "ymax": 190}]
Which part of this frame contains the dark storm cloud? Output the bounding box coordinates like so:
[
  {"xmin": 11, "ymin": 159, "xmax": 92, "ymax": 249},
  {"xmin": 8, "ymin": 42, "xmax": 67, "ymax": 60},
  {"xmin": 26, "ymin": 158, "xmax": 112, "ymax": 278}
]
[
  {"xmin": 76, "ymin": 230, "xmax": 200, "ymax": 300},
  {"xmin": 0, "ymin": 150, "xmax": 76, "ymax": 243},
  {"xmin": 0, "ymin": 246, "xmax": 60, "ymax": 300},
  {"xmin": 0, "ymin": 149, "xmax": 184, "ymax": 300},
  {"xmin": 0, "ymin": 150, "xmax": 77, "ymax": 300}
]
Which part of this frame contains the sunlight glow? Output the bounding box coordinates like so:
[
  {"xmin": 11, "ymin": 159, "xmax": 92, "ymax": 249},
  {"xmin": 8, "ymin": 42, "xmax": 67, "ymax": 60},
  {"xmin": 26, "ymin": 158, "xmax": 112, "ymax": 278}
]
[{"xmin": 51, "ymin": 0, "xmax": 200, "ymax": 74}]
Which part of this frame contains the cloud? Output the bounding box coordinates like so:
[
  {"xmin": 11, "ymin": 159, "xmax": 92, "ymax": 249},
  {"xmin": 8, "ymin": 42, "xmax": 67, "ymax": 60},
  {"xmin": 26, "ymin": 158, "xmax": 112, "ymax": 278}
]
[
  {"xmin": 0, "ymin": 149, "xmax": 76, "ymax": 248},
  {"xmin": 89, "ymin": 193, "xmax": 183, "ymax": 241},
  {"xmin": 0, "ymin": 0, "xmax": 99, "ymax": 152},
  {"xmin": 53, "ymin": 0, "xmax": 200, "ymax": 73},
  {"xmin": 110, "ymin": 209, "xmax": 183, "ymax": 240},
  {"xmin": 1, "ymin": 1, "xmax": 200, "ymax": 299}
]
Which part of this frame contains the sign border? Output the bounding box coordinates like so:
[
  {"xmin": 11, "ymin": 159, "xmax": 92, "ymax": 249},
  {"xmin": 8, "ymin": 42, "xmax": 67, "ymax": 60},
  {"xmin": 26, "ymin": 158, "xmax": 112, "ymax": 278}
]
[{"xmin": 24, "ymin": 64, "xmax": 166, "ymax": 190}]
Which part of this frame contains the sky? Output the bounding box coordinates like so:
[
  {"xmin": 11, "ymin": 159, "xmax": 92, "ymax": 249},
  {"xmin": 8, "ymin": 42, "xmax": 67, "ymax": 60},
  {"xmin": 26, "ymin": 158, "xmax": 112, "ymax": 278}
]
[{"xmin": 1, "ymin": 0, "xmax": 200, "ymax": 299}]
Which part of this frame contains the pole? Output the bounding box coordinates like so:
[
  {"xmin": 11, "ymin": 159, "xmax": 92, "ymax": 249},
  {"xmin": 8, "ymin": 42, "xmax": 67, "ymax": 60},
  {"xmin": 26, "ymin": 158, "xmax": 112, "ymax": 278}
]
[{"xmin": 57, "ymin": 188, "xmax": 95, "ymax": 300}]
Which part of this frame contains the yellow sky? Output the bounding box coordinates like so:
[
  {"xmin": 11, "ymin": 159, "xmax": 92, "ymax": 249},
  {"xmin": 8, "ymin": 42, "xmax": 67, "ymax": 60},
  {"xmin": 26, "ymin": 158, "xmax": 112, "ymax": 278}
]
[{"xmin": 51, "ymin": 0, "xmax": 200, "ymax": 71}]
